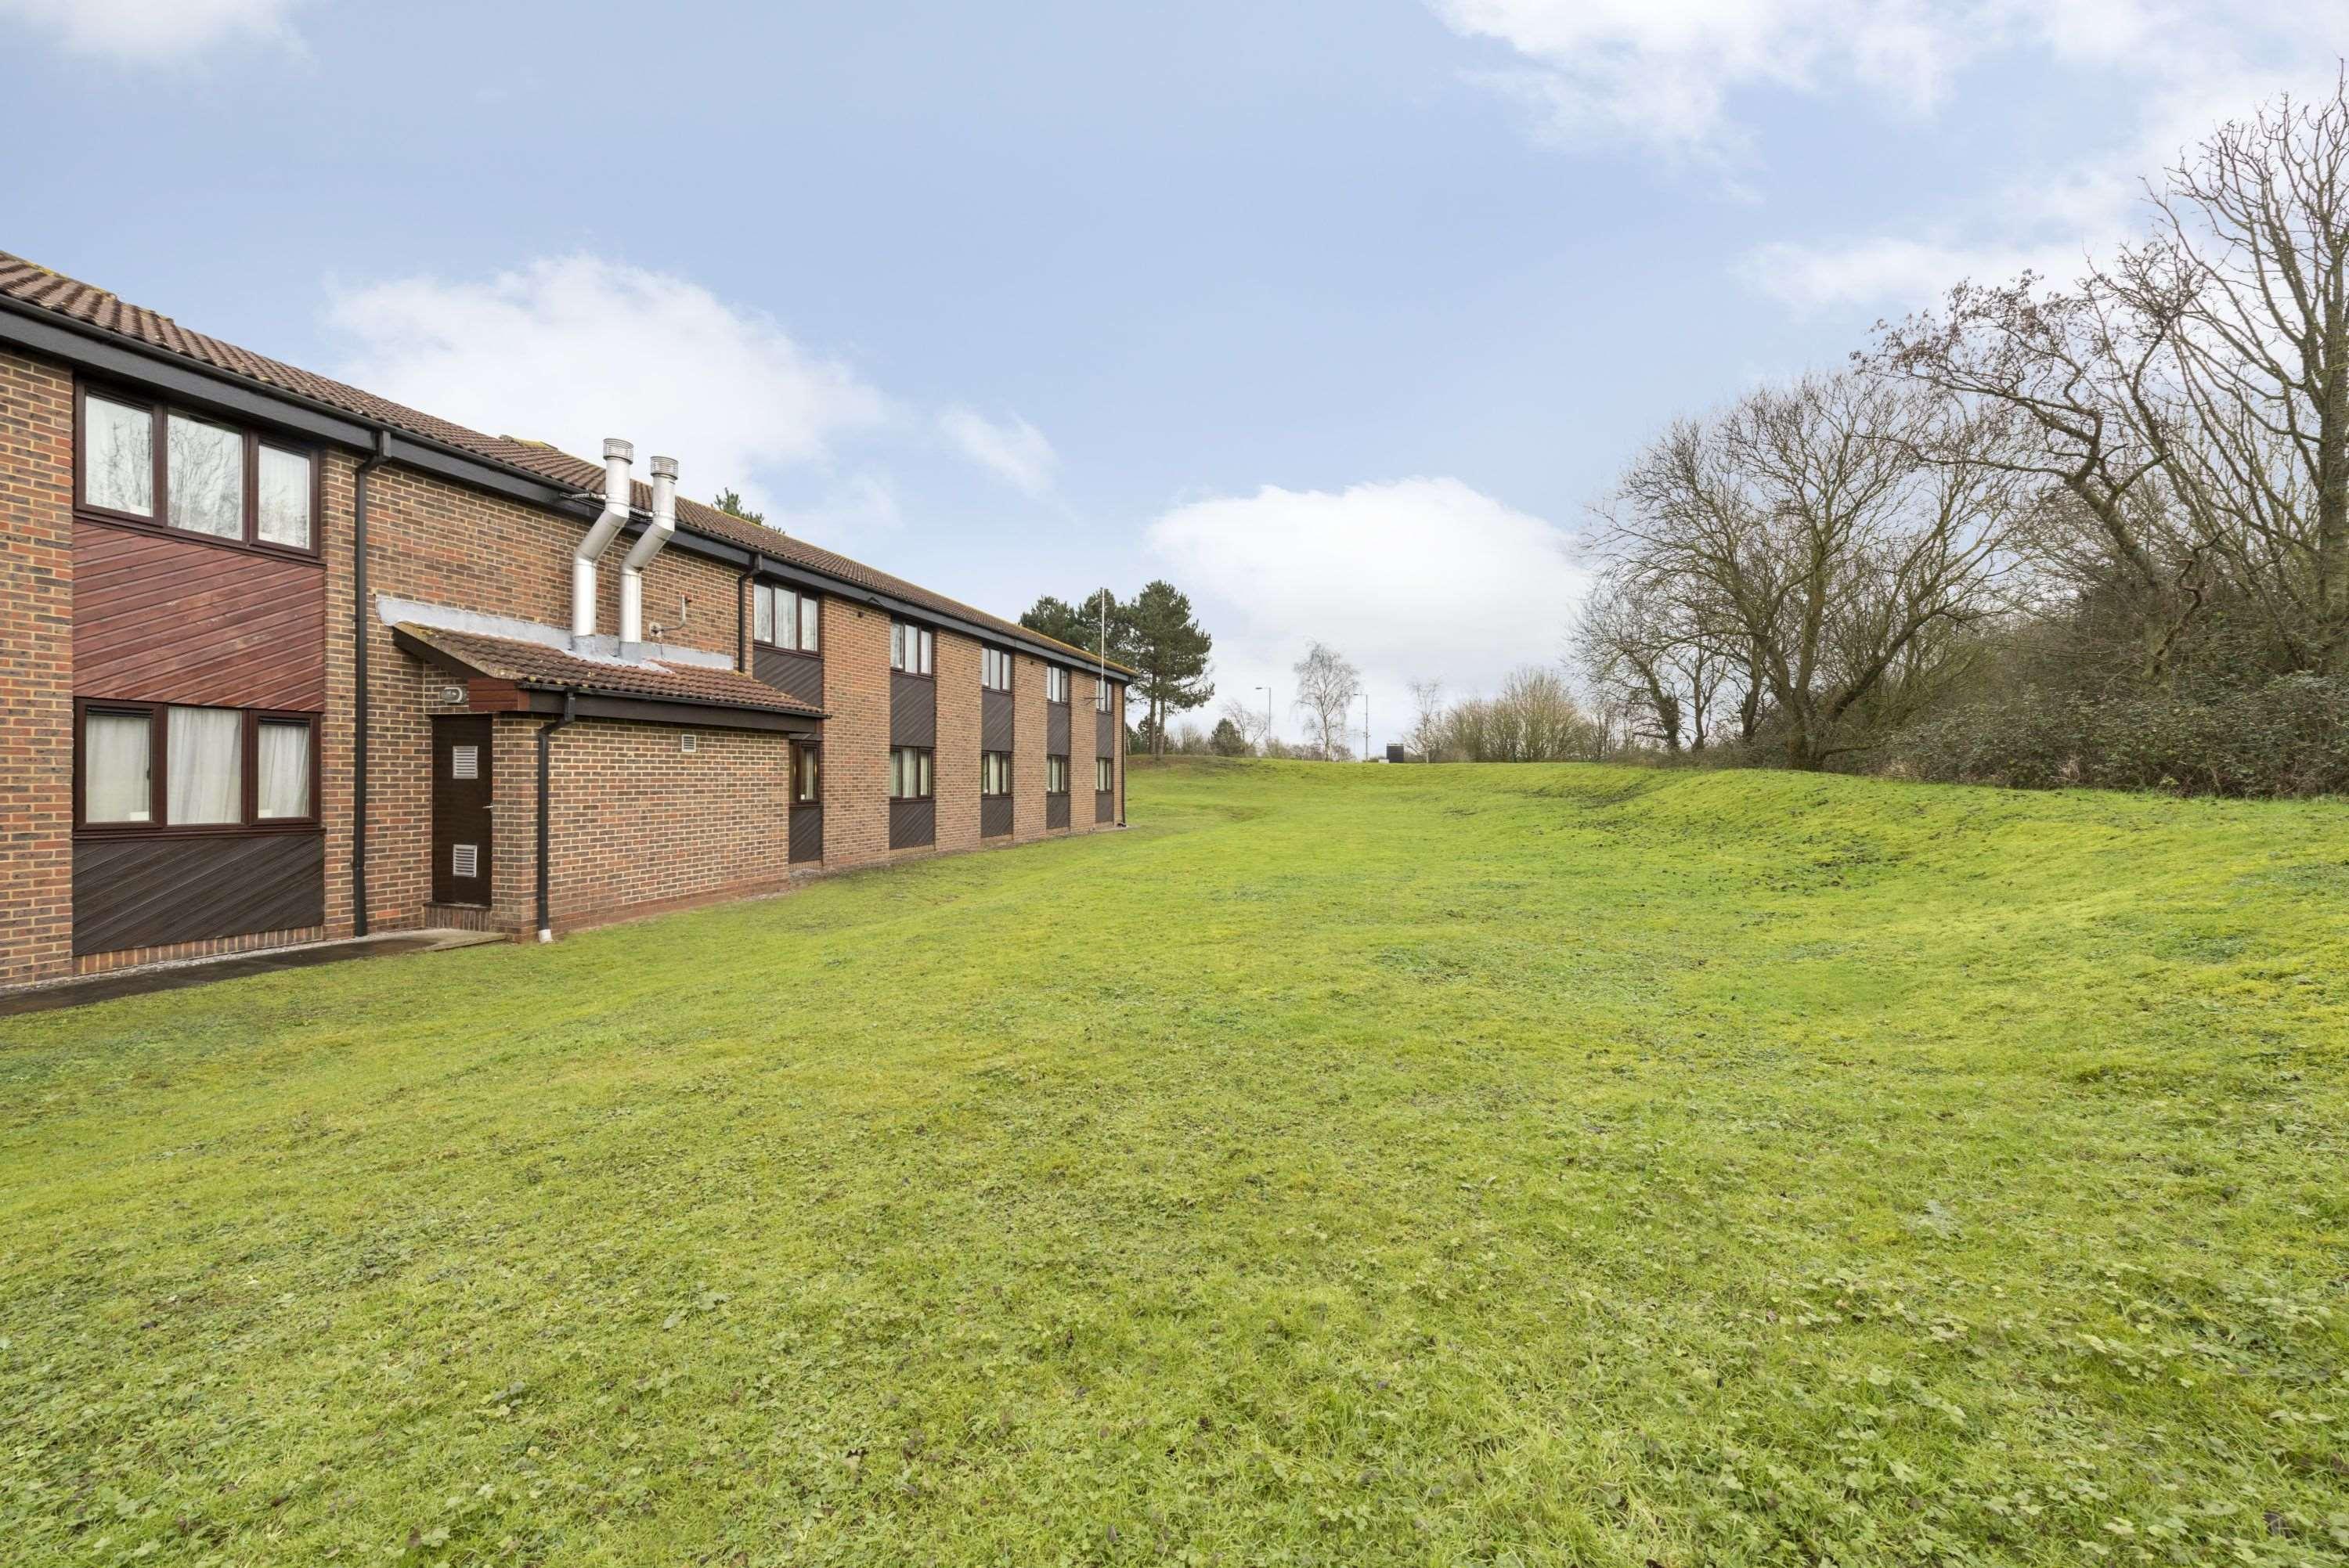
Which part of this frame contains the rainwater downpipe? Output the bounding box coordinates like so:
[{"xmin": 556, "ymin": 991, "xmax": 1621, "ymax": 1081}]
[
  {"xmin": 352, "ymin": 429, "xmax": 392, "ymax": 936},
  {"xmin": 536, "ymin": 689, "xmax": 577, "ymax": 944}
]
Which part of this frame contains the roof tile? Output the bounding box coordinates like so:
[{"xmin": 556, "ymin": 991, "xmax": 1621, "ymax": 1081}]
[{"xmin": 396, "ymin": 625, "xmax": 826, "ymax": 718}]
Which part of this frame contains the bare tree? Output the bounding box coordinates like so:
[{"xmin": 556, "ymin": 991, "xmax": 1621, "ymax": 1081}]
[
  {"xmin": 1291, "ymin": 642, "xmax": 1362, "ymax": 761},
  {"xmin": 1598, "ymin": 373, "xmax": 2026, "ymax": 770},
  {"xmin": 1216, "ymin": 693, "xmax": 1271, "ymax": 755},
  {"xmin": 1405, "ymin": 678, "xmax": 1446, "ymax": 759}
]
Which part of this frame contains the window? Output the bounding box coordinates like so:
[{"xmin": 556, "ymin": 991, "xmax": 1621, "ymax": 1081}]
[
  {"xmin": 1095, "ymin": 680, "xmax": 1113, "ymax": 713},
  {"xmin": 1046, "ymin": 754, "xmax": 1069, "ymax": 795},
  {"xmin": 891, "ymin": 622, "xmax": 934, "ymax": 676},
  {"xmin": 77, "ymin": 703, "xmax": 317, "ymax": 830},
  {"xmin": 792, "ymin": 742, "xmax": 821, "ymax": 805},
  {"xmin": 755, "ymin": 584, "xmax": 820, "ymax": 652},
  {"xmin": 981, "ymin": 751, "xmax": 1012, "ymax": 796},
  {"xmin": 889, "ymin": 746, "xmax": 934, "ymax": 800},
  {"xmin": 981, "ymin": 647, "xmax": 1013, "ymax": 691},
  {"xmin": 1045, "ymin": 665, "xmax": 1070, "ymax": 704},
  {"xmin": 1096, "ymin": 757, "xmax": 1114, "ymax": 792},
  {"xmin": 77, "ymin": 387, "xmax": 316, "ymax": 553}
]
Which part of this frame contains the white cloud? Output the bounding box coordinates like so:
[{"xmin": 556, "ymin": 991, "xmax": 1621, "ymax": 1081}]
[
  {"xmin": 1432, "ymin": 0, "xmax": 1990, "ymax": 163},
  {"xmin": 1146, "ymin": 477, "xmax": 1591, "ymax": 752},
  {"xmin": 0, "ymin": 0, "xmax": 302, "ymax": 60},
  {"xmin": 938, "ymin": 408, "xmax": 1058, "ymax": 496},
  {"xmin": 327, "ymin": 255, "xmax": 886, "ymax": 524}
]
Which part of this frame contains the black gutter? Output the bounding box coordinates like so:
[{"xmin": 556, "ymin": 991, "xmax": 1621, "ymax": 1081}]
[
  {"xmin": 535, "ymin": 690, "xmax": 576, "ymax": 943},
  {"xmin": 351, "ymin": 429, "xmax": 392, "ymax": 935}
]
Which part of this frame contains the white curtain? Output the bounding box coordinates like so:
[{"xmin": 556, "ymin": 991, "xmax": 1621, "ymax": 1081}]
[
  {"xmin": 84, "ymin": 712, "xmax": 151, "ymax": 823},
  {"xmin": 168, "ymin": 706, "xmax": 242, "ymax": 824},
  {"xmin": 256, "ymin": 720, "xmax": 310, "ymax": 819}
]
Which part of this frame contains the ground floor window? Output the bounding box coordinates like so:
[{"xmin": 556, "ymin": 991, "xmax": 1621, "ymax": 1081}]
[
  {"xmin": 77, "ymin": 701, "xmax": 317, "ymax": 831},
  {"xmin": 1095, "ymin": 756, "xmax": 1113, "ymax": 791},
  {"xmin": 1046, "ymin": 754, "xmax": 1069, "ymax": 795},
  {"xmin": 792, "ymin": 741, "xmax": 821, "ymax": 804},
  {"xmin": 889, "ymin": 746, "xmax": 934, "ymax": 800},
  {"xmin": 982, "ymin": 750, "xmax": 1012, "ymax": 796}
]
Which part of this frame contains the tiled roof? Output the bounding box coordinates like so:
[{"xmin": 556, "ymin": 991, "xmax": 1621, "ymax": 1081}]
[
  {"xmin": 395, "ymin": 624, "xmax": 826, "ymax": 718},
  {"xmin": 0, "ymin": 248, "xmax": 1131, "ymax": 676}
]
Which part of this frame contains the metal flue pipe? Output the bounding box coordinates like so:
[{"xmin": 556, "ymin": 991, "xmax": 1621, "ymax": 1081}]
[
  {"xmin": 572, "ymin": 438, "xmax": 636, "ymax": 640},
  {"xmin": 619, "ymin": 455, "xmax": 677, "ymax": 645}
]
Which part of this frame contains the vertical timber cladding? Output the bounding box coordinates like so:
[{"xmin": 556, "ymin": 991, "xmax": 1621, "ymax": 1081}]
[
  {"xmin": 1045, "ymin": 673, "xmax": 1071, "ymax": 831},
  {"xmin": 889, "ymin": 666, "xmax": 936, "ymax": 849},
  {"xmin": 788, "ymin": 737, "xmax": 823, "ymax": 865},
  {"xmin": 1095, "ymin": 682, "xmax": 1117, "ymax": 823},
  {"xmin": 981, "ymin": 684, "xmax": 1014, "ymax": 838}
]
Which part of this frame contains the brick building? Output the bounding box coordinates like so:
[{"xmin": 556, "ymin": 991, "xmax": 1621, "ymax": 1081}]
[{"xmin": 0, "ymin": 251, "xmax": 1129, "ymax": 990}]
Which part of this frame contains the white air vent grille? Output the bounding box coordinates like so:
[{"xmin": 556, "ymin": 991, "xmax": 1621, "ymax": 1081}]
[
  {"xmin": 451, "ymin": 744, "xmax": 479, "ymax": 780},
  {"xmin": 452, "ymin": 844, "xmax": 479, "ymax": 878},
  {"xmin": 680, "ymin": 733, "xmax": 698, "ymax": 754}
]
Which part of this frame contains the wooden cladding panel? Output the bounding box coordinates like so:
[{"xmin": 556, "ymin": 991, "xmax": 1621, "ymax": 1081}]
[
  {"xmin": 1047, "ymin": 702, "xmax": 1070, "ymax": 755},
  {"xmin": 889, "ymin": 796, "xmax": 935, "ymax": 849},
  {"xmin": 1095, "ymin": 707, "xmax": 1116, "ymax": 753},
  {"xmin": 981, "ymin": 689, "xmax": 1016, "ymax": 752},
  {"xmin": 754, "ymin": 646, "xmax": 825, "ymax": 707},
  {"xmin": 73, "ymin": 521, "xmax": 326, "ymax": 709},
  {"xmin": 1046, "ymin": 794, "xmax": 1070, "ymax": 831},
  {"xmin": 1096, "ymin": 790, "xmax": 1115, "ymax": 824},
  {"xmin": 980, "ymin": 795, "xmax": 1012, "ymax": 838},
  {"xmin": 73, "ymin": 831, "xmax": 324, "ymax": 955},
  {"xmin": 890, "ymin": 672, "xmax": 936, "ymax": 748},
  {"xmin": 789, "ymin": 805, "xmax": 824, "ymax": 864}
]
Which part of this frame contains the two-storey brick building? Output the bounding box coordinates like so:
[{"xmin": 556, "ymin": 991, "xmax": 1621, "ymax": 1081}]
[{"xmin": 0, "ymin": 251, "xmax": 1128, "ymax": 991}]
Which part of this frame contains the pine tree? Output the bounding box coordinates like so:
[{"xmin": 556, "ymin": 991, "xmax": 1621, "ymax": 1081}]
[{"xmin": 1125, "ymin": 579, "xmax": 1214, "ymax": 759}]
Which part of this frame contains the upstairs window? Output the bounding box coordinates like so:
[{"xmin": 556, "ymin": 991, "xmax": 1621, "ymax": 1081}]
[
  {"xmin": 1095, "ymin": 757, "xmax": 1114, "ymax": 791},
  {"xmin": 78, "ymin": 387, "xmax": 316, "ymax": 553},
  {"xmin": 889, "ymin": 746, "xmax": 934, "ymax": 800},
  {"xmin": 1046, "ymin": 754, "xmax": 1069, "ymax": 795},
  {"xmin": 1045, "ymin": 666, "xmax": 1069, "ymax": 704},
  {"xmin": 891, "ymin": 622, "xmax": 934, "ymax": 676},
  {"xmin": 981, "ymin": 751, "xmax": 1012, "ymax": 796},
  {"xmin": 982, "ymin": 647, "xmax": 1013, "ymax": 691},
  {"xmin": 755, "ymin": 585, "xmax": 820, "ymax": 652},
  {"xmin": 1095, "ymin": 680, "xmax": 1113, "ymax": 712}
]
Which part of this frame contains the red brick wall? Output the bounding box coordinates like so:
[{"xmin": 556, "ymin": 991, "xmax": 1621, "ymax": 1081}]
[
  {"xmin": 818, "ymin": 600, "xmax": 893, "ymax": 870},
  {"xmin": 0, "ymin": 351, "xmax": 76, "ymax": 987},
  {"xmin": 933, "ymin": 629, "xmax": 981, "ymax": 856}
]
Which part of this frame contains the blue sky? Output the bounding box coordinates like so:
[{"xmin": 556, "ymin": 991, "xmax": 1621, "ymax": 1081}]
[{"xmin": 1, "ymin": 0, "xmax": 2331, "ymax": 746}]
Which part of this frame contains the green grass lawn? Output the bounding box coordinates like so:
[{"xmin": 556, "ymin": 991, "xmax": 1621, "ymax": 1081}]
[{"xmin": 3, "ymin": 761, "xmax": 2347, "ymax": 1566}]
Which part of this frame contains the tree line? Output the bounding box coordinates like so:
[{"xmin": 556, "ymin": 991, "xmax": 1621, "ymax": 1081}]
[
  {"xmin": 1019, "ymin": 582, "xmax": 1214, "ymax": 758},
  {"xmin": 1573, "ymin": 77, "xmax": 2349, "ymax": 797}
]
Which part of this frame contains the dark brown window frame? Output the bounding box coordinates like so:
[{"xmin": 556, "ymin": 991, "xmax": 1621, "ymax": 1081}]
[
  {"xmin": 888, "ymin": 744, "xmax": 935, "ymax": 801},
  {"xmin": 1095, "ymin": 680, "xmax": 1113, "ymax": 713},
  {"xmin": 1045, "ymin": 752, "xmax": 1070, "ymax": 795},
  {"xmin": 981, "ymin": 646, "xmax": 1013, "ymax": 692},
  {"xmin": 1045, "ymin": 665, "xmax": 1070, "ymax": 705},
  {"xmin": 754, "ymin": 582, "xmax": 821, "ymax": 654},
  {"xmin": 980, "ymin": 749, "xmax": 1012, "ymax": 797},
  {"xmin": 1095, "ymin": 756, "xmax": 1114, "ymax": 792},
  {"xmin": 889, "ymin": 621, "xmax": 936, "ymax": 679},
  {"xmin": 72, "ymin": 697, "xmax": 322, "ymax": 838},
  {"xmin": 73, "ymin": 380, "xmax": 325, "ymax": 564},
  {"xmin": 791, "ymin": 739, "xmax": 822, "ymax": 805}
]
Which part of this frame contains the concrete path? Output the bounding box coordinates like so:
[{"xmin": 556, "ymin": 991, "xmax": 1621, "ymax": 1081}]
[{"xmin": 0, "ymin": 930, "xmax": 509, "ymax": 1018}]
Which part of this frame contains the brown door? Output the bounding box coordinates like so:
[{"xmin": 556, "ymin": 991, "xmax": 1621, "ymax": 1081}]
[{"xmin": 431, "ymin": 715, "xmax": 493, "ymax": 907}]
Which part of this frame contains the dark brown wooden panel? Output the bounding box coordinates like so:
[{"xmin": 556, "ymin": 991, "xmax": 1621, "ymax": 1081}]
[
  {"xmin": 1095, "ymin": 790, "xmax": 1114, "ymax": 824},
  {"xmin": 754, "ymin": 646, "xmax": 824, "ymax": 707},
  {"xmin": 981, "ymin": 689, "xmax": 1015, "ymax": 752},
  {"xmin": 431, "ymin": 716, "xmax": 493, "ymax": 907},
  {"xmin": 889, "ymin": 797, "xmax": 935, "ymax": 849},
  {"xmin": 789, "ymin": 804, "xmax": 824, "ymax": 864},
  {"xmin": 73, "ymin": 831, "xmax": 324, "ymax": 955},
  {"xmin": 74, "ymin": 519, "xmax": 326, "ymax": 709},
  {"xmin": 890, "ymin": 672, "xmax": 936, "ymax": 747},
  {"xmin": 1047, "ymin": 703, "xmax": 1070, "ymax": 755},
  {"xmin": 1046, "ymin": 794, "xmax": 1070, "ymax": 831},
  {"xmin": 1096, "ymin": 707, "xmax": 1116, "ymax": 754},
  {"xmin": 981, "ymin": 795, "xmax": 1012, "ymax": 838}
]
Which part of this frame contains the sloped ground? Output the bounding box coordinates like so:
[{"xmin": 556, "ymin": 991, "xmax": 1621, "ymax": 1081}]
[{"xmin": 2, "ymin": 760, "xmax": 2344, "ymax": 1566}]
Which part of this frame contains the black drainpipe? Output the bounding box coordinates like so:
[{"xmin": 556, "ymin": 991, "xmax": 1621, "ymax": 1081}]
[
  {"xmin": 351, "ymin": 431, "xmax": 392, "ymax": 936},
  {"xmin": 536, "ymin": 690, "xmax": 578, "ymax": 943}
]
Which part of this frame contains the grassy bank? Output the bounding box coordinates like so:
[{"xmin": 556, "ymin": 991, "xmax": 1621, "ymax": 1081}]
[{"xmin": 2, "ymin": 761, "xmax": 2344, "ymax": 1565}]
